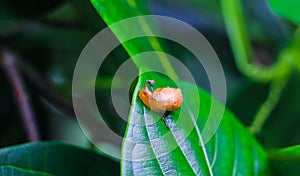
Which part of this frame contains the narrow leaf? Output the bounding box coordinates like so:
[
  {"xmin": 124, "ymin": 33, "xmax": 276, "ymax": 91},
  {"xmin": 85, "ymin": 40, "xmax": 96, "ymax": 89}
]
[{"xmin": 90, "ymin": 0, "xmax": 178, "ymax": 79}]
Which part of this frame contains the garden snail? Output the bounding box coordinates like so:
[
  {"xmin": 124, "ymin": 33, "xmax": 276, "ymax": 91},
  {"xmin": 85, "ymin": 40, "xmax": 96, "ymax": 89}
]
[{"xmin": 138, "ymin": 80, "xmax": 183, "ymax": 112}]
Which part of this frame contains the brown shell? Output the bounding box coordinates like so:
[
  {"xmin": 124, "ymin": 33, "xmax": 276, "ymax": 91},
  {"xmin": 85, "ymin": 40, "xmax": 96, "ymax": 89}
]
[{"xmin": 139, "ymin": 87, "xmax": 182, "ymax": 112}]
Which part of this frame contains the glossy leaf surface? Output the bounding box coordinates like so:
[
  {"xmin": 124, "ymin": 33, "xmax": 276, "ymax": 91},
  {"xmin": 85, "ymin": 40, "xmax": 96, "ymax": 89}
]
[
  {"xmin": 90, "ymin": 0, "xmax": 270, "ymax": 175},
  {"xmin": 122, "ymin": 72, "xmax": 269, "ymax": 175},
  {"xmin": 91, "ymin": 0, "xmax": 178, "ymax": 79},
  {"xmin": 0, "ymin": 142, "xmax": 119, "ymax": 176}
]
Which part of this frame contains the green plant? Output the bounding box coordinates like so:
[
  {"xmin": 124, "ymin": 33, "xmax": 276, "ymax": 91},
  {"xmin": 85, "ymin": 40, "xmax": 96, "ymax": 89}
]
[
  {"xmin": 0, "ymin": 0, "xmax": 299, "ymax": 175},
  {"xmin": 91, "ymin": 0, "xmax": 300, "ymax": 174}
]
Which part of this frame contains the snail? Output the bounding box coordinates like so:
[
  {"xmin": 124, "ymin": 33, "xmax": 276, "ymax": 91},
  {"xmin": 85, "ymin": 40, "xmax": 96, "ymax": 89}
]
[{"xmin": 138, "ymin": 80, "xmax": 183, "ymax": 112}]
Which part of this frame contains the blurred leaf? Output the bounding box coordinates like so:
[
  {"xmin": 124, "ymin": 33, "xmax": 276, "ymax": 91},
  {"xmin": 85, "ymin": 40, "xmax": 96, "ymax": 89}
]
[
  {"xmin": 0, "ymin": 142, "xmax": 119, "ymax": 176},
  {"xmin": 267, "ymin": 0, "xmax": 300, "ymax": 25},
  {"xmin": 44, "ymin": 2, "xmax": 79, "ymax": 22},
  {"xmin": 71, "ymin": 0, "xmax": 104, "ymax": 32},
  {"xmin": 271, "ymin": 145, "xmax": 300, "ymax": 159},
  {"xmin": 122, "ymin": 71, "xmax": 269, "ymax": 175},
  {"xmin": 228, "ymin": 80, "xmax": 269, "ymax": 125},
  {"xmin": 270, "ymin": 145, "xmax": 300, "ymax": 175},
  {"xmin": 228, "ymin": 73, "xmax": 300, "ymax": 149},
  {"xmin": 257, "ymin": 73, "xmax": 300, "ymax": 148}
]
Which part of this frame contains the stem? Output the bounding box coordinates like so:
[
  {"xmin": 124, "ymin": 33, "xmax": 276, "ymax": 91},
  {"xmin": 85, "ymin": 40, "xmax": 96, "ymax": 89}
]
[
  {"xmin": 0, "ymin": 48, "xmax": 40, "ymax": 141},
  {"xmin": 249, "ymin": 74, "xmax": 289, "ymax": 135},
  {"xmin": 221, "ymin": 0, "xmax": 287, "ymax": 82},
  {"xmin": 248, "ymin": 27, "xmax": 300, "ymax": 134},
  {"xmin": 221, "ymin": 0, "xmax": 295, "ymax": 133}
]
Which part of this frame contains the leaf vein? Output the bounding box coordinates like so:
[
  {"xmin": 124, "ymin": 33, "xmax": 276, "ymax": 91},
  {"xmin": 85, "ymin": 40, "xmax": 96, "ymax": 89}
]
[{"xmin": 187, "ymin": 108, "xmax": 214, "ymax": 176}]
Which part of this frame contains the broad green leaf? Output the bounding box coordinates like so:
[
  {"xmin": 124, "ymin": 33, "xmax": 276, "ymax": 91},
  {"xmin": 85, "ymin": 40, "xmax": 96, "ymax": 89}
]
[
  {"xmin": 122, "ymin": 72, "xmax": 269, "ymax": 175},
  {"xmin": 0, "ymin": 142, "xmax": 119, "ymax": 176},
  {"xmin": 90, "ymin": 0, "xmax": 269, "ymax": 174},
  {"xmin": 267, "ymin": 0, "xmax": 300, "ymax": 25}
]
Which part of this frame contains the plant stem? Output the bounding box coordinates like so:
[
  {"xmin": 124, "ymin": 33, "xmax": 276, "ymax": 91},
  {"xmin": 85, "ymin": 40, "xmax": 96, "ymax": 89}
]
[
  {"xmin": 0, "ymin": 48, "xmax": 40, "ymax": 141},
  {"xmin": 221, "ymin": 0, "xmax": 296, "ymax": 134},
  {"xmin": 221, "ymin": 0, "xmax": 287, "ymax": 82},
  {"xmin": 249, "ymin": 75, "xmax": 289, "ymax": 135}
]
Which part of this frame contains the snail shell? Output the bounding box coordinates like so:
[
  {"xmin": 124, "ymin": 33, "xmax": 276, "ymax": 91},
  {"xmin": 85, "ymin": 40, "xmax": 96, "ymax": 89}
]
[{"xmin": 138, "ymin": 86, "xmax": 182, "ymax": 112}]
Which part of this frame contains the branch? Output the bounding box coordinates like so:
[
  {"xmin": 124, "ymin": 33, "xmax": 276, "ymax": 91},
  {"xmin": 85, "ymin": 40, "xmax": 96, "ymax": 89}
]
[
  {"xmin": 249, "ymin": 74, "xmax": 289, "ymax": 135},
  {"xmin": 0, "ymin": 47, "xmax": 40, "ymax": 141}
]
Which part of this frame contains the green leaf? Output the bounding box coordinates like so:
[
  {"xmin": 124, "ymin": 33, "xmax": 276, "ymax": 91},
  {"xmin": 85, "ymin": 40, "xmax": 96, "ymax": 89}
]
[
  {"xmin": 267, "ymin": 0, "xmax": 300, "ymax": 25},
  {"xmin": 90, "ymin": 0, "xmax": 149, "ymax": 25},
  {"xmin": 90, "ymin": 0, "xmax": 269, "ymax": 174},
  {"xmin": 270, "ymin": 145, "xmax": 300, "ymax": 175},
  {"xmin": 0, "ymin": 142, "xmax": 119, "ymax": 176},
  {"xmin": 90, "ymin": 0, "xmax": 178, "ymax": 80},
  {"xmin": 90, "ymin": 0, "xmax": 152, "ymax": 58},
  {"xmin": 122, "ymin": 71, "xmax": 269, "ymax": 175},
  {"xmin": 0, "ymin": 166, "xmax": 53, "ymax": 176},
  {"xmin": 271, "ymin": 145, "xmax": 300, "ymax": 160}
]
